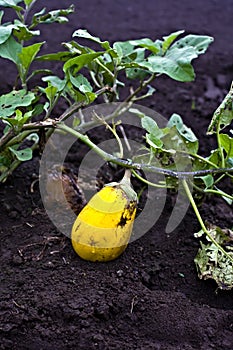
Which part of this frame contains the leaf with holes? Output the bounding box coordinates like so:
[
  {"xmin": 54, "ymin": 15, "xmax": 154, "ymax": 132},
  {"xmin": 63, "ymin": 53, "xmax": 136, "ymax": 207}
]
[
  {"xmin": 207, "ymin": 82, "xmax": 233, "ymax": 134},
  {"xmin": 194, "ymin": 224, "xmax": 233, "ymax": 290},
  {"xmin": 31, "ymin": 5, "xmax": 74, "ymax": 26},
  {"xmin": 0, "ymin": 90, "xmax": 35, "ymax": 118},
  {"xmin": 9, "ymin": 145, "xmax": 32, "ymax": 161}
]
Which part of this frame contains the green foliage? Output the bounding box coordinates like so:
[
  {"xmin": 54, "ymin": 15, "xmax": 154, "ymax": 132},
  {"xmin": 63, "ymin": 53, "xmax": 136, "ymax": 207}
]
[
  {"xmin": 0, "ymin": 89, "xmax": 35, "ymax": 118},
  {"xmin": 0, "ymin": 1, "xmax": 232, "ymax": 290}
]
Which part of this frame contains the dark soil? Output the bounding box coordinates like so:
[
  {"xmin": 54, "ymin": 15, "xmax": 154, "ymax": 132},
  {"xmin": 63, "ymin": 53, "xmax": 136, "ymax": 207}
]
[{"xmin": 0, "ymin": 1, "xmax": 233, "ymax": 349}]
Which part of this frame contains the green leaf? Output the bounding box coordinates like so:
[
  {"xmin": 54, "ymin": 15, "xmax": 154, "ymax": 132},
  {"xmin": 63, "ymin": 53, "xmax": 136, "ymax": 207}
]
[
  {"xmin": 44, "ymin": 85, "xmax": 58, "ymax": 105},
  {"xmin": 73, "ymin": 29, "xmax": 111, "ymax": 51},
  {"xmin": 63, "ymin": 52, "xmax": 104, "ymax": 74},
  {"xmin": 0, "ymin": 35, "xmax": 22, "ymax": 64},
  {"xmin": 219, "ymin": 134, "xmax": 233, "ymax": 158},
  {"xmin": 198, "ymin": 174, "xmax": 214, "ymax": 189},
  {"xmin": 125, "ymin": 48, "xmax": 149, "ymax": 80},
  {"xmin": 0, "ymin": 25, "xmax": 13, "ymax": 44},
  {"xmin": 167, "ymin": 114, "xmax": 198, "ymax": 142},
  {"xmin": 72, "ymin": 116, "xmax": 80, "ymax": 128},
  {"xmin": 0, "ymin": 89, "xmax": 35, "ymax": 118},
  {"xmin": 147, "ymin": 47, "xmax": 196, "ymax": 82},
  {"xmin": 26, "ymin": 132, "xmax": 39, "ymax": 143},
  {"xmin": 0, "ymin": 0, "xmax": 23, "ymax": 11},
  {"xmin": 4, "ymin": 108, "xmax": 32, "ymax": 128},
  {"xmin": 162, "ymin": 30, "xmax": 185, "ymax": 53},
  {"xmin": 146, "ymin": 35, "xmax": 213, "ymax": 82},
  {"xmin": 12, "ymin": 20, "xmax": 40, "ymax": 41},
  {"xmin": 37, "ymin": 51, "xmax": 75, "ymax": 62},
  {"xmin": 129, "ymin": 38, "xmax": 160, "ymax": 54},
  {"xmin": 226, "ymin": 157, "xmax": 233, "ymax": 167},
  {"xmin": 42, "ymin": 75, "xmax": 66, "ymax": 91},
  {"xmin": 141, "ymin": 116, "xmax": 163, "ymax": 138},
  {"xmin": 207, "ymin": 149, "xmax": 222, "ymax": 167},
  {"xmin": 84, "ymin": 91, "xmax": 96, "ymax": 103},
  {"xmin": 207, "ymin": 82, "xmax": 233, "ymax": 134},
  {"xmin": 172, "ymin": 35, "xmax": 213, "ymax": 55},
  {"xmin": 18, "ymin": 42, "xmax": 44, "ymax": 78},
  {"xmin": 31, "ymin": 5, "xmax": 74, "ymax": 26},
  {"xmin": 145, "ymin": 133, "xmax": 163, "ymax": 149},
  {"xmin": 0, "ymin": 10, "xmax": 4, "ymax": 24},
  {"xmin": 24, "ymin": 0, "xmax": 34, "ymax": 7},
  {"xmin": 113, "ymin": 41, "xmax": 134, "ymax": 59},
  {"xmin": 69, "ymin": 73, "xmax": 93, "ymax": 93},
  {"xmin": 26, "ymin": 69, "xmax": 53, "ymax": 82},
  {"xmin": 141, "ymin": 116, "xmax": 164, "ymax": 149},
  {"xmin": 9, "ymin": 146, "xmax": 32, "ymax": 161}
]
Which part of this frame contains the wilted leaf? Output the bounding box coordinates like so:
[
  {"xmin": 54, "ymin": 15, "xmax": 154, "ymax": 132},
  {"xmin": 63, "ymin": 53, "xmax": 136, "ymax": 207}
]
[
  {"xmin": 194, "ymin": 223, "xmax": 233, "ymax": 290},
  {"xmin": 207, "ymin": 82, "xmax": 233, "ymax": 134}
]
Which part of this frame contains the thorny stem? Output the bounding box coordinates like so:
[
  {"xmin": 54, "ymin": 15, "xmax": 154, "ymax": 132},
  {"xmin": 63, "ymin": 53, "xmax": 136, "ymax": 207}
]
[{"xmin": 182, "ymin": 179, "xmax": 233, "ymax": 264}]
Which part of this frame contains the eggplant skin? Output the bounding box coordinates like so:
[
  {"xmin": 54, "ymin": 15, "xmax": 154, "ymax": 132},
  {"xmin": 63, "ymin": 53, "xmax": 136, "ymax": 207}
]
[{"xmin": 71, "ymin": 183, "xmax": 137, "ymax": 262}]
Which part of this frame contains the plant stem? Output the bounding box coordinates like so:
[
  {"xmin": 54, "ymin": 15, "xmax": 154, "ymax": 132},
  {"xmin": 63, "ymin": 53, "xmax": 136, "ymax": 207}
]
[
  {"xmin": 193, "ymin": 183, "xmax": 233, "ymax": 201},
  {"xmin": 132, "ymin": 169, "xmax": 174, "ymax": 188},
  {"xmin": 205, "ymin": 188, "xmax": 233, "ymax": 201},
  {"xmin": 216, "ymin": 117, "xmax": 225, "ymax": 169},
  {"xmin": 95, "ymin": 58, "xmax": 115, "ymax": 78},
  {"xmin": 92, "ymin": 112, "xmax": 124, "ymax": 158},
  {"xmin": 125, "ymin": 73, "xmax": 156, "ymax": 102},
  {"xmin": 57, "ymin": 123, "xmax": 233, "ymax": 178},
  {"xmin": 182, "ymin": 179, "xmax": 233, "ymax": 263}
]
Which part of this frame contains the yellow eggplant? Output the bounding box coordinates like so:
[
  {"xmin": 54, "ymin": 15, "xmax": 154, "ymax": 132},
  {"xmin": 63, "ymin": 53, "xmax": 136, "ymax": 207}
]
[{"xmin": 71, "ymin": 169, "xmax": 137, "ymax": 262}]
